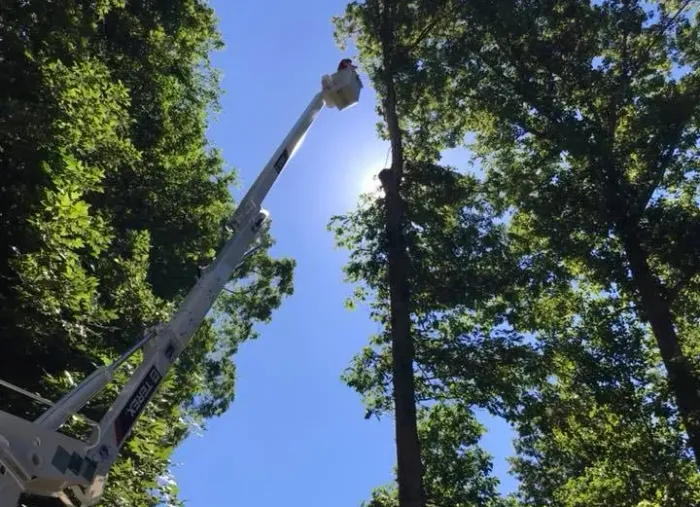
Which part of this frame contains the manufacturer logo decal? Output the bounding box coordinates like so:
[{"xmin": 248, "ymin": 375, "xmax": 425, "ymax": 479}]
[{"xmin": 114, "ymin": 366, "xmax": 162, "ymax": 444}]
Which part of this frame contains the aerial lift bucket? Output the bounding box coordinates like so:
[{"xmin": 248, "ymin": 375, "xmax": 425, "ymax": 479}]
[{"xmin": 321, "ymin": 60, "xmax": 362, "ymax": 110}]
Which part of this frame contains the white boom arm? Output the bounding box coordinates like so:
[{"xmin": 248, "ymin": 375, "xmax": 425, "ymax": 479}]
[{"xmin": 0, "ymin": 62, "xmax": 361, "ymax": 507}]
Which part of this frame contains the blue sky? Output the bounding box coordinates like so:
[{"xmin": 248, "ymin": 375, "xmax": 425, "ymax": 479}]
[{"xmin": 173, "ymin": 0, "xmax": 515, "ymax": 505}]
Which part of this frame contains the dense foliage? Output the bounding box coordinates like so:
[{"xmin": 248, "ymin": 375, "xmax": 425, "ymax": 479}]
[
  {"xmin": 334, "ymin": 0, "xmax": 700, "ymax": 505},
  {"xmin": 0, "ymin": 1, "xmax": 293, "ymax": 505}
]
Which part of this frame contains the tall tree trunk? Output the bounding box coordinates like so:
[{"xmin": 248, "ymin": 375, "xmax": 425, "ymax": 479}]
[
  {"xmin": 374, "ymin": 0, "xmax": 425, "ymax": 505},
  {"xmin": 622, "ymin": 229, "xmax": 700, "ymax": 466},
  {"xmin": 379, "ymin": 166, "xmax": 425, "ymax": 507}
]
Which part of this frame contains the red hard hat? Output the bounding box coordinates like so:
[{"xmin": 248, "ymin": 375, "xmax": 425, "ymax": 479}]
[{"xmin": 338, "ymin": 58, "xmax": 355, "ymax": 70}]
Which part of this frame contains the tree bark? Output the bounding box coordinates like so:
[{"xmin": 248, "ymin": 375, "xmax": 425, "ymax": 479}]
[
  {"xmin": 622, "ymin": 228, "xmax": 700, "ymax": 466},
  {"xmin": 374, "ymin": 0, "xmax": 425, "ymax": 505}
]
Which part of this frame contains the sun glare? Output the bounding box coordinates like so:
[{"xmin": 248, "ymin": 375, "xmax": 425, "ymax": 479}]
[{"xmin": 358, "ymin": 159, "xmax": 387, "ymax": 197}]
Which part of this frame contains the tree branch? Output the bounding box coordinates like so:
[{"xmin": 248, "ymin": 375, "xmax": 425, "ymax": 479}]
[
  {"xmin": 407, "ymin": 0, "xmax": 459, "ymax": 52},
  {"xmin": 635, "ymin": 133, "xmax": 683, "ymax": 215}
]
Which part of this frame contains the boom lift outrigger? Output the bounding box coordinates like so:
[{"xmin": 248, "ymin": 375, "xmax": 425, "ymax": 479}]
[{"xmin": 0, "ymin": 62, "xmax": 362, "ymax": 507}]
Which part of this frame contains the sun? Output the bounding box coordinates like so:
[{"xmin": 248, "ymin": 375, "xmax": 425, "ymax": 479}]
[
  {"xmin": 358, "ymin": 159, "xmax": 387, "ymax": 197},
  {"xmin": 359, "ymin": 168, "xmax": 381, "ymax": 195}
]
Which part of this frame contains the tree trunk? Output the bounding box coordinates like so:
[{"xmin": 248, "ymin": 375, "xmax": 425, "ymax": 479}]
[
  {"xmin": 622, "ymin": 229, "xmax": 700, "ymax": 466},
  {"xmin": 375, "ymin": 0, "xmax": 425, "ymax": 505},
  {"xmin": 379, "ymin": 167, "xmax": 425, "ymax": 507}
]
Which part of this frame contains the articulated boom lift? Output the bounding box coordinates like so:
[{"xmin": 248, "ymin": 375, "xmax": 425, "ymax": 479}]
[{"xmin": 0, "ymin": 62, "xmax": 362, "ymax": 507}]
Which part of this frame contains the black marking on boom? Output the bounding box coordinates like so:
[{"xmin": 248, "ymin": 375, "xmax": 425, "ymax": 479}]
[{"xmin": 274, "ymin": 148, "xmax": 289, "ymax": 173}]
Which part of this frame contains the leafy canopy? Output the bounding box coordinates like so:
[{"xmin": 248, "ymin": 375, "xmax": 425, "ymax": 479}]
[
  {"xmin": 0, "ymin": 1, "xmax": 294, "ymax": 505},
  {"xmin": 333, "ymin": 0, "xmax": 700, "ymax": 505}
]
